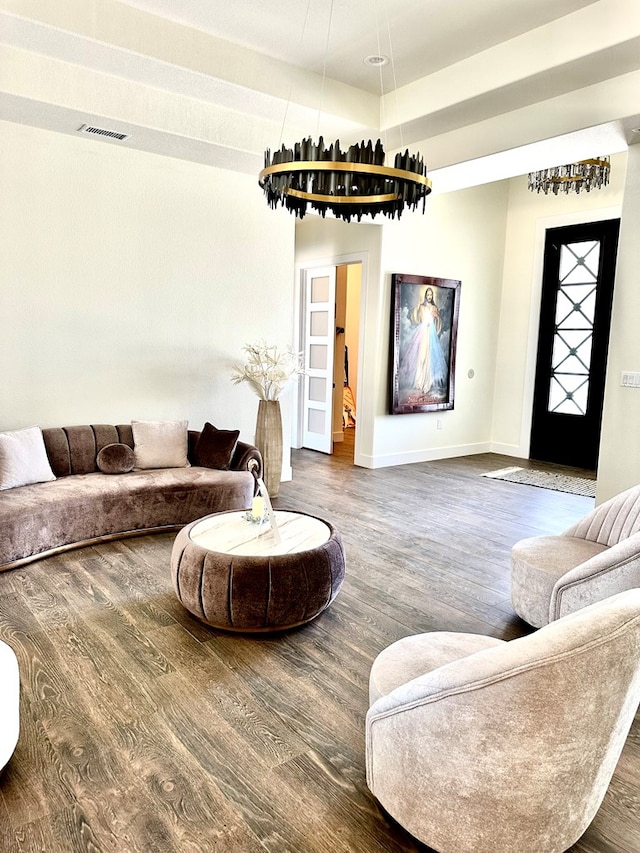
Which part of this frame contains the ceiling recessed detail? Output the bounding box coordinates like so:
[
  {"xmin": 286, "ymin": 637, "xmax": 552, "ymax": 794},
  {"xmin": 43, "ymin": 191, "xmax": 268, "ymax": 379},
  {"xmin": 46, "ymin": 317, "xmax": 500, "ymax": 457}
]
[{"xmin": 364, "ymin": 54, "xmax": 389, "ymax": 68}]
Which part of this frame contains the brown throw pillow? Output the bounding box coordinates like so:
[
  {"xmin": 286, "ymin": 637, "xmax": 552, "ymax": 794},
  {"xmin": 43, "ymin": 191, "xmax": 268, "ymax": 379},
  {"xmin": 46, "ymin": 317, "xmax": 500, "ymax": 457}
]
[
  {"xmin": 97, "ymin": 442, "xmax": 135, "ymax": 474},
  {"xmin": 192, "ymin": 423, "xmax": 239, "ymax": 470}
]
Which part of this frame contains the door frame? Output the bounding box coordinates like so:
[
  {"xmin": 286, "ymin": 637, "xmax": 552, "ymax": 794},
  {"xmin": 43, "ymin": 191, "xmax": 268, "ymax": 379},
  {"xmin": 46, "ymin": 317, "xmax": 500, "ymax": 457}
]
[
  {"xmin": 519, "ymin": 206, "xmax": 622, "ymax": 458},
  {"xmin": 529, "ymin": 218, "xmax": 619, "ymax": 469},
  {"xmin": 293, "ymin": 251, "xmax": 368, "ymax": 465}
]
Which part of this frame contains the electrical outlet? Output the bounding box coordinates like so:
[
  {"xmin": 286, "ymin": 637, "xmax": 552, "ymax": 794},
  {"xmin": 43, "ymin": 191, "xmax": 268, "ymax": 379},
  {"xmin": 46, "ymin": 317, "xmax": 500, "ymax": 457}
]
[{"xmin": 437, "ymin": 419, "xmax": 443, "ymax": 430}]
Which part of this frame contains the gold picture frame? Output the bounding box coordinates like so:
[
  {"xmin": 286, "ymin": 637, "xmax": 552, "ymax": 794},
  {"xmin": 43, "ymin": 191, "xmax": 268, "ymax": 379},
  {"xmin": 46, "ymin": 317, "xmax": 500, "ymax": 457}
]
[{"xmin": 390, "ymin": 273, "xmax": 461, "ymax": 415}]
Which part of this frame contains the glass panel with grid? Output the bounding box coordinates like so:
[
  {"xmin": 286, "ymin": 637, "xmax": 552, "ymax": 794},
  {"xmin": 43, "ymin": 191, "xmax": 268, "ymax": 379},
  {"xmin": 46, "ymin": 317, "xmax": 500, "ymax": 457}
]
[{"xmin": 547, "ymin": 240, "xmax": 600, "ymax": 415}]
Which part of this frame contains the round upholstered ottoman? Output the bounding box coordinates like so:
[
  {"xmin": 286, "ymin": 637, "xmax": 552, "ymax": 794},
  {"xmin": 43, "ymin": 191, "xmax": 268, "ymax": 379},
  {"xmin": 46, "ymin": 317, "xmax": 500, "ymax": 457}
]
[
  {"xmin": 171, "ymin": 510, "xmax": 345, "ymax": 632},
  {"xmin": 0, "ymin": 639, "xmax": 20, "ymax": 773}
]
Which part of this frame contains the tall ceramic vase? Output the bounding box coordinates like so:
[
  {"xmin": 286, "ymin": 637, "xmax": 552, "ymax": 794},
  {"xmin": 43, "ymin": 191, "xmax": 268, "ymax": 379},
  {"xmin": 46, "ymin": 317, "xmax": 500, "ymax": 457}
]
[{"xmin": 255, "ymin": 399, "xmax": 283, "ymax": 498}]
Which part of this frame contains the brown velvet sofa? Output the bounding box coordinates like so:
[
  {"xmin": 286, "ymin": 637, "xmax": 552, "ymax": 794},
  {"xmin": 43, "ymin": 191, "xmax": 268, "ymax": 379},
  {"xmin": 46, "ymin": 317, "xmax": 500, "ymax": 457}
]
[{"xmin": 0, "ymin": 424, "xmax": 262, "ymax": 572}]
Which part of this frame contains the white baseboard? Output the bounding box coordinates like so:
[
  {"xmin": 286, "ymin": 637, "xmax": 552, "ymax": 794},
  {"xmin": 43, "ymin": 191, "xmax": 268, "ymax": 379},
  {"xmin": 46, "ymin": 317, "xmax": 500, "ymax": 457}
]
[
  {"xmin": 355, "ymin": 442, "xmax": 492, "ymax": 469},
  {"xmin": 489, "ymin": 442, "xmax": 527, "ymax": 459}
]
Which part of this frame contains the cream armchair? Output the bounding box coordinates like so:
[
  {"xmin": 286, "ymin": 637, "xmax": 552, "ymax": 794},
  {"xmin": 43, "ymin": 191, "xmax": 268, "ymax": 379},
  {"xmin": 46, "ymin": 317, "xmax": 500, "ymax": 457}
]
[
  {"xmin": 365, "ymin": 589, "xmax": 640, "ymax": 853},
  {"xmin": 511, "ymin": 483, "xmax": 640, "ymax": 627}
]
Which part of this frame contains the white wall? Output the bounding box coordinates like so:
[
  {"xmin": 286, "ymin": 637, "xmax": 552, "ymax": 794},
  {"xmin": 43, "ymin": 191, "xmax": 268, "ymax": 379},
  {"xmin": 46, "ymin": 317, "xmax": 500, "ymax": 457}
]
[
  {"xmin": 374, "ymin": 181, "xmax": 510, "ymax": 466},
  {"xmin": 598, "ymin": 145, "xmax": 640, "ymax": 501},
  {"xmin": 0, "ymin": 121, "xmax": 296, "ymax": 472},
  {"xmin": 492, "ymin": 152, "xmax": 627, "ymax": 459}
]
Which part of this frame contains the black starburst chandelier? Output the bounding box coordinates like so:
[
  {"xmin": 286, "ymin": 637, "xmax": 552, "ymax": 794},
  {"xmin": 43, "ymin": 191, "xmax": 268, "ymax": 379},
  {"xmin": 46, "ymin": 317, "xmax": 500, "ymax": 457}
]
[
  {"xmin": 258, "ymin": 1, "xmax": 432, "ymax": 223},
  {"xmin": 259, "ymin": 136, "xmax": 430, "ymax": 222}
]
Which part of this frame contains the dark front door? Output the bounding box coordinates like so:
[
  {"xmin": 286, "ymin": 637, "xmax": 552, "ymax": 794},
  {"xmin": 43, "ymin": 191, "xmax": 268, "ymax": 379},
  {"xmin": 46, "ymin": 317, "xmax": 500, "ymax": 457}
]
[{"xmin": 530, "ymin": 218, "xmax": 620, "ymax": 470}]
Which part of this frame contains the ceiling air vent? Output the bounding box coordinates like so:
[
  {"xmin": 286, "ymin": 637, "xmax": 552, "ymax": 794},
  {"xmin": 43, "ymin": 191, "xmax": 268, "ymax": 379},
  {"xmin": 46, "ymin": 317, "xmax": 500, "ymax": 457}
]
[{"xmin": 78, "ymin": 124, "xmax": 130, "ymax": 142}]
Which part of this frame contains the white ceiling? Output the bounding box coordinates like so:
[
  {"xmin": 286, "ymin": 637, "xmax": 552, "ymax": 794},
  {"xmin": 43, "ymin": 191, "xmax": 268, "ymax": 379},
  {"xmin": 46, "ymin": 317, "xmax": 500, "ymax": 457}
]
[
  {"xmin": 117, "ymin": 0, "xmax": 598, "ymax": 92},
  {"xmin": 1, "ymin": 0, "xmax": 639, "ymax": 190}
]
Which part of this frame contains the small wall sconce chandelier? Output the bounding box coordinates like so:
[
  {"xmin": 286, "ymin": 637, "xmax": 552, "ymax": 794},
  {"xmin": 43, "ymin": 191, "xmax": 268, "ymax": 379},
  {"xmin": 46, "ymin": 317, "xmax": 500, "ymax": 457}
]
[
  {"xmin": 527, "ymin": 156, "xmax": 611, "ymax": 195},
  {"xmin": 259, "ymin": 137, "xmax": 431, "ymax": 222}
]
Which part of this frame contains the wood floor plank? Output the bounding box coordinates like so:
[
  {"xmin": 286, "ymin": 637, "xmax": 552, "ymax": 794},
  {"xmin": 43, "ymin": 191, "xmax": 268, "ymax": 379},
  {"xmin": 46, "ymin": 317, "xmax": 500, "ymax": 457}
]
[
  {"xmin": 208, "ymin": 632, "xmax": 365, "ymax": 748},
  {"xmin": 155, "ymin": 696, "xmax": 319, "ymax": 852},
  {"xmin": 12, "ymin": 804, "xmax": 111, "ymax": 853},
  {"xmin": 106, "ymin": 713, "xmax": 269, "ymax": 853},
  {"xmin": 39, "ymin": 555, "xmax": 176, "ymax": 683},
  {"xmin": 272, "ymin": 748, "xmax": 425, "ymax": 852},
  {"xmin": 48, "ymin": 618, "xmax": 164, "ymax": 727},
  {"xmin": 150, "ymin": 629, "xmax": 311, "ymax": 768}
]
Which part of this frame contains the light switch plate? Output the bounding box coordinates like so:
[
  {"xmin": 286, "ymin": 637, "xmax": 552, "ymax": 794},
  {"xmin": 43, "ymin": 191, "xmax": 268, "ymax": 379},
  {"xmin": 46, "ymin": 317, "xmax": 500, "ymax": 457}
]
[{"xmin": 621, "ymin": 371, "xmax": 640, "ymax": 387}]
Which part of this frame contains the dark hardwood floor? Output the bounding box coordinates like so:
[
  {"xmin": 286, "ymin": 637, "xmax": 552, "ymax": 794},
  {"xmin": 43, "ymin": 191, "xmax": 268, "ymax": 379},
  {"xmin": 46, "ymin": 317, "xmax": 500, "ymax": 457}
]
[{"xmin": 0, "ymin": 436, "xmax": 638, "ymax": 852}]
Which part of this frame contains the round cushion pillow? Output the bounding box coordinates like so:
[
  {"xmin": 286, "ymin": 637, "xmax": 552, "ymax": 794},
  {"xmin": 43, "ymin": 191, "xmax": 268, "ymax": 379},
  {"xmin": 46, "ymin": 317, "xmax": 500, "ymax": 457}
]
[{"xmin": 96, "ymin": 442, "xmax": 135, "ymax": 474}]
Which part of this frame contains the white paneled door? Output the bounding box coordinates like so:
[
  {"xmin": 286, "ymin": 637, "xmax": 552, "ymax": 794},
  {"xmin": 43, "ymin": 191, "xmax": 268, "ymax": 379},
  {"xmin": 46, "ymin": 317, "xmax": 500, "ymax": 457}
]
[{"xmin": 302, "ymin": 266, "xmax": 336, "ymax": 453}]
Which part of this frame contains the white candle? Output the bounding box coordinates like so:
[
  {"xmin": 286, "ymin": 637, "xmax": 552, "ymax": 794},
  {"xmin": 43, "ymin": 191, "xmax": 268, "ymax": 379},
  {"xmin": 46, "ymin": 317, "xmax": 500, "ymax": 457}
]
[{"xmin": 251, "ymin": 496, "xmax": 265, "ymax": 520}]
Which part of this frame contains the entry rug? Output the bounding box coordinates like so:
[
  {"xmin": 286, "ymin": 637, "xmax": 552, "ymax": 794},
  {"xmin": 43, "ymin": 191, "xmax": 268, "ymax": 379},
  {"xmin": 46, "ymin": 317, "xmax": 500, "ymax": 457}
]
[{"xmin": 481, "ymin": 466, "xmax": 596, "ymax": 498}]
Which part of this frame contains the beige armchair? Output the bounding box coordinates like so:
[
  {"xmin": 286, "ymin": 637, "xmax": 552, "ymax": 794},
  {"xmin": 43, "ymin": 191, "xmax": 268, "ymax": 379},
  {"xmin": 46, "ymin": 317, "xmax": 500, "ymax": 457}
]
[
  {"xmin": 365, "ymin": 589, "xmax": 640, "ymax": 853},
  {"xmin": 511, "ymin": 483, "xmax": 640, "ymax": 627}
]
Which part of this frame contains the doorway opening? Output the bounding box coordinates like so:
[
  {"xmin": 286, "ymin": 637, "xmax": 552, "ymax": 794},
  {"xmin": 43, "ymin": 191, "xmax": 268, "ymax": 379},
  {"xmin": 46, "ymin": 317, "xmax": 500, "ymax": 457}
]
[
  {"xmin": 530, "ymin": 218, "xmax": 620, "ymax": 471},
  {"xmin": 300, "ymin": 261, "xmax": 362, "ymax": 462}
]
